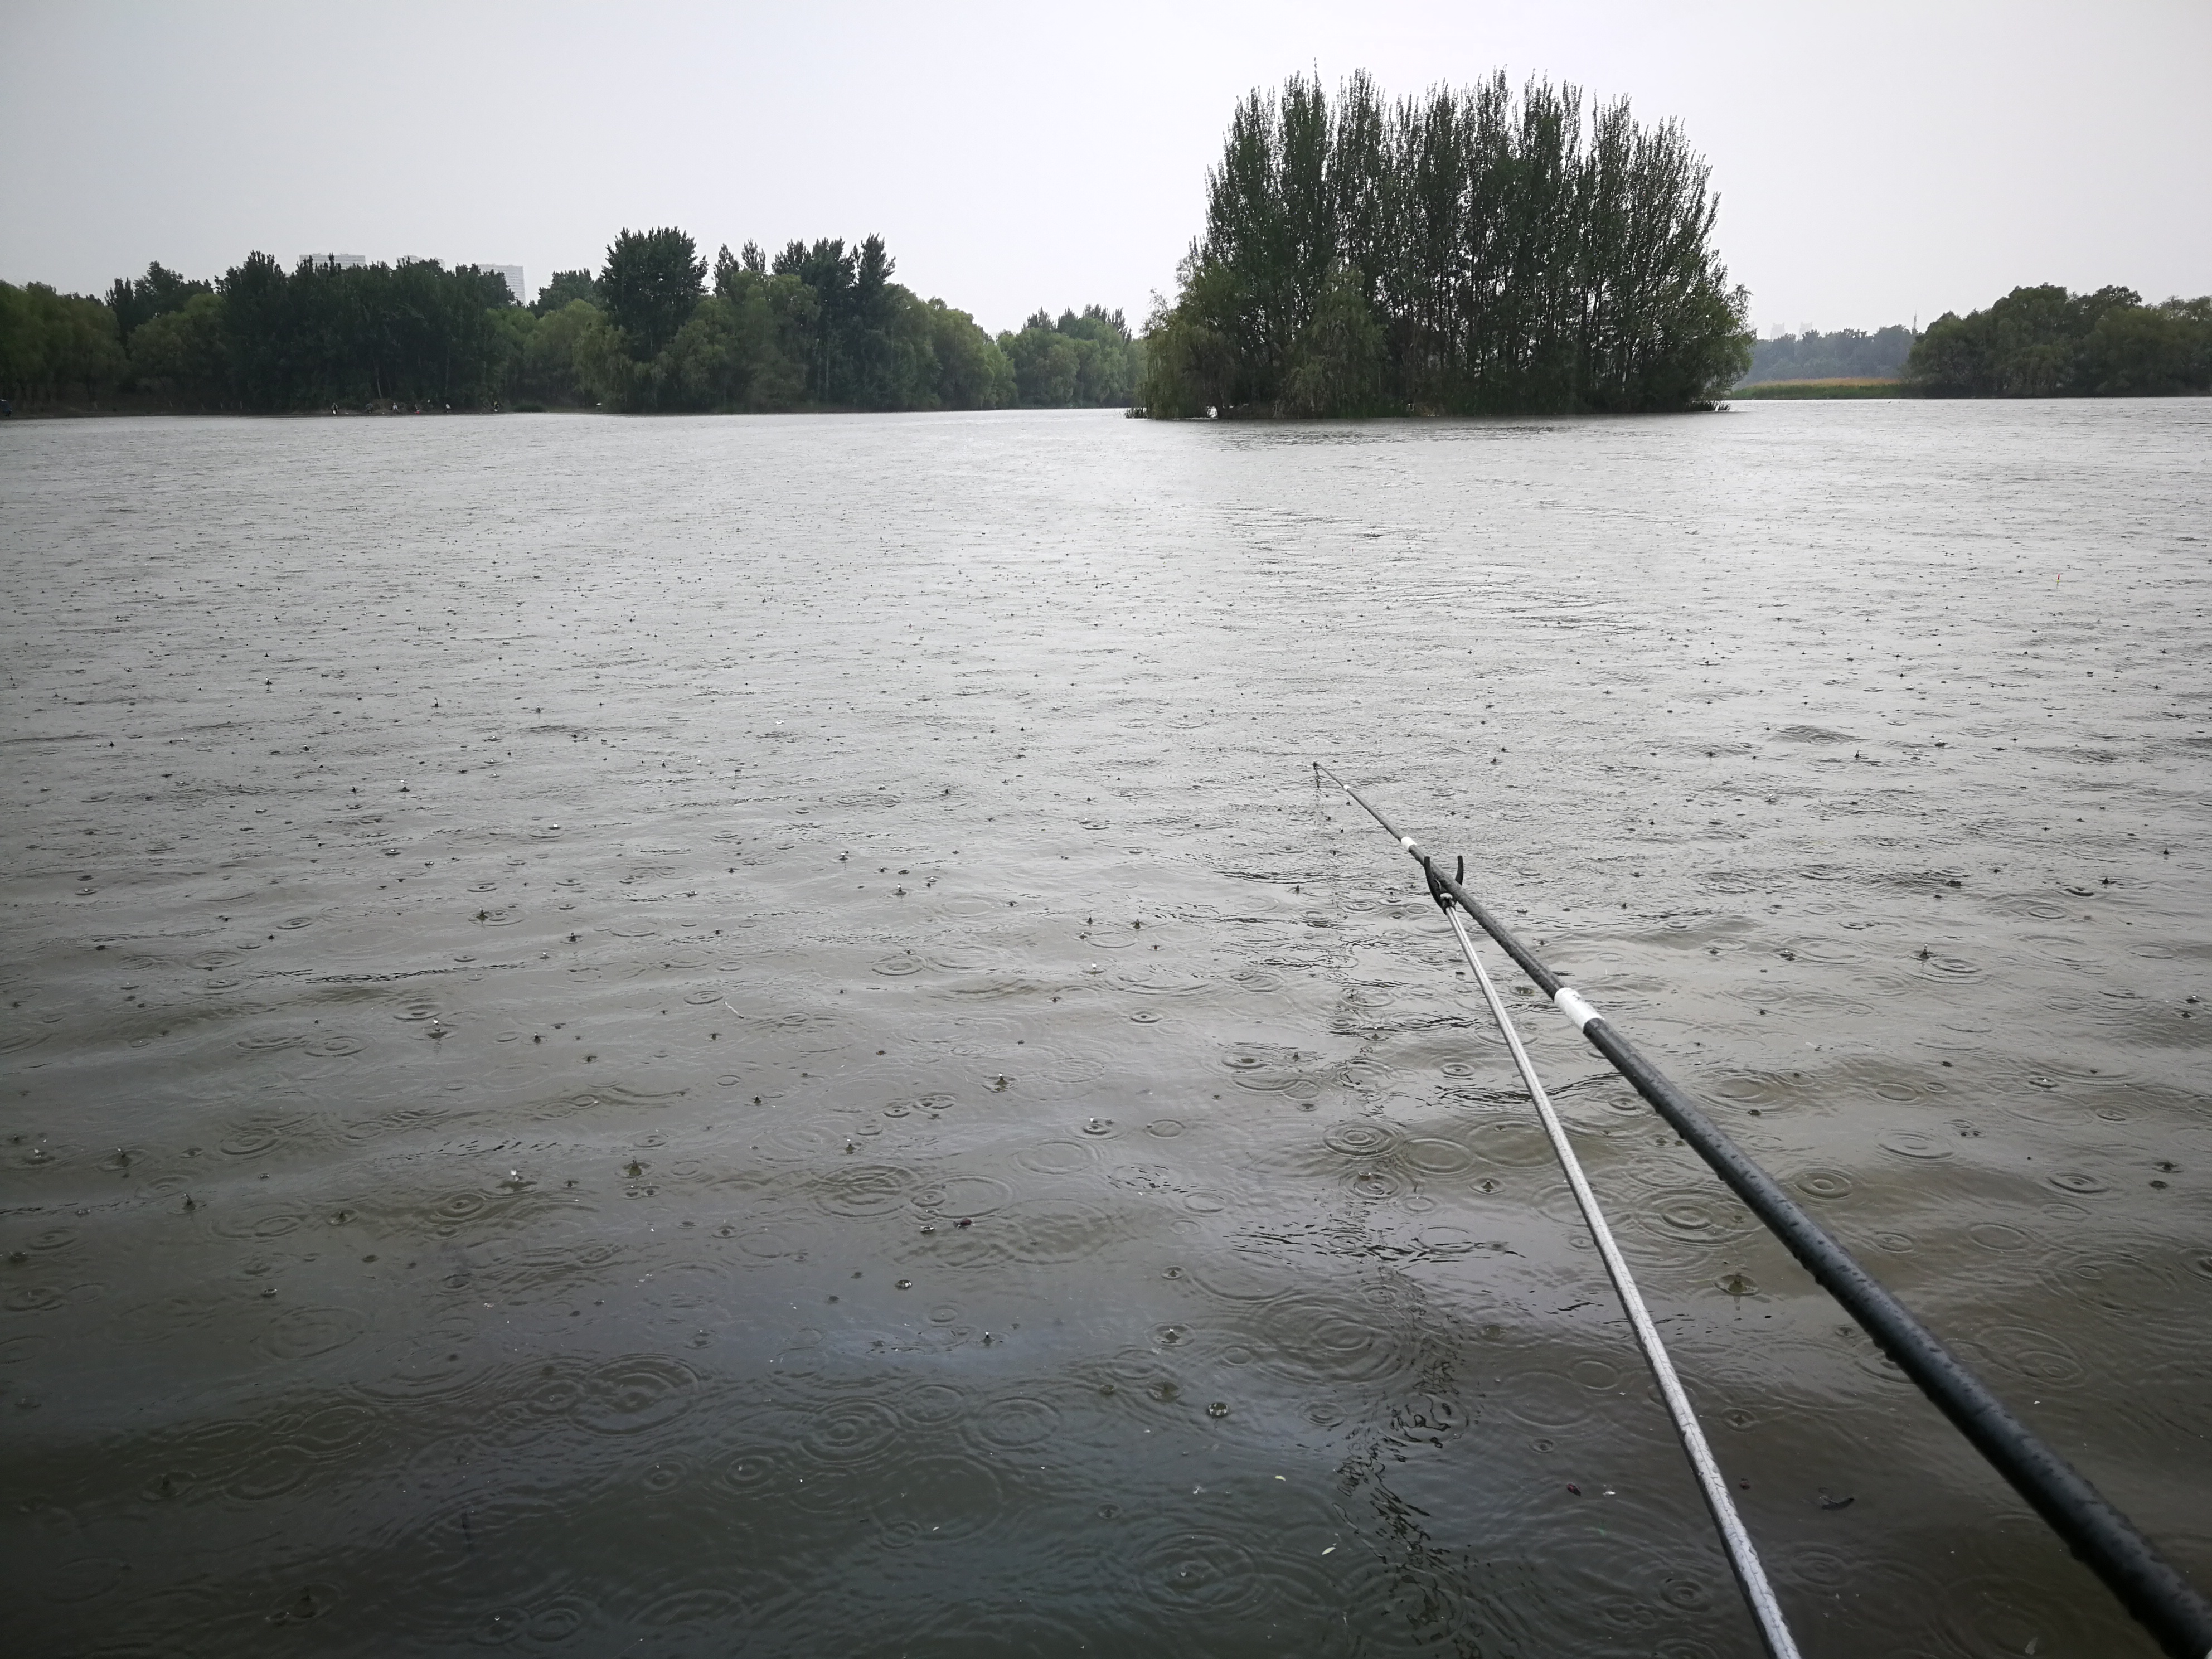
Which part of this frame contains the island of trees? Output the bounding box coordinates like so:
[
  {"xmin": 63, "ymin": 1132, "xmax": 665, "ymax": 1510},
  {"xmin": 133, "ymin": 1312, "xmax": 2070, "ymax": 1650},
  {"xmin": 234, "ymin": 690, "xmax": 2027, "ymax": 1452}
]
[
  {"xmin": 1136, "ymin": 70, "xmax": 1754, "ymax": 418},
  {"xmin": 0, "ymin": 231, "xmax": 1141, "ymax": 414}
]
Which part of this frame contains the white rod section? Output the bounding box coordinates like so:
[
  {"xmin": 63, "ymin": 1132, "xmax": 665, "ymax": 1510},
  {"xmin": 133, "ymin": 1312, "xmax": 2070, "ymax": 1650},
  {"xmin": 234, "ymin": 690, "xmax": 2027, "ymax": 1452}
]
[{"xmin": 1439, "ymin": 901, "xmax": 1802, "ymax": 1659}]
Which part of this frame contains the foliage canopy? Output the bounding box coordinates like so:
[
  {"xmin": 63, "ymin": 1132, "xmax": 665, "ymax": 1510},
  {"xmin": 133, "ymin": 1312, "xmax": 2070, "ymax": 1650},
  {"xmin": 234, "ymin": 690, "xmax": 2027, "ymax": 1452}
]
[
  {"xmin": 1908, "ymin": 286, "xmax": 2212, "ymax": 397},
  {"xmin": 600, "ymin": 228, "xmax": 707, "ymax": 362},
  {"xmin": 1742, "ymin": 326, "xmax": 1914, "ymax": 385},
  {"xmin": 1, "ymin": 236, "xmax": 1137, "ymax": 417},
  {"xmin": 1138, "ymin": 70, "xmax": 1753, "ymax": 418}
]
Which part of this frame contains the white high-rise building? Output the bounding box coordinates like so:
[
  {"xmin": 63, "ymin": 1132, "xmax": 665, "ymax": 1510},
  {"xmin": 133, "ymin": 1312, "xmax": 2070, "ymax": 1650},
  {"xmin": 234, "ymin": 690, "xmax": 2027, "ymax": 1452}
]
[
  {"xmin": 484, "ymin": 265, "xmax": 526, "ymax": 305},
  {"xmin": 302, "ymin": 252, "xmax": 368, "ymax": 270}
]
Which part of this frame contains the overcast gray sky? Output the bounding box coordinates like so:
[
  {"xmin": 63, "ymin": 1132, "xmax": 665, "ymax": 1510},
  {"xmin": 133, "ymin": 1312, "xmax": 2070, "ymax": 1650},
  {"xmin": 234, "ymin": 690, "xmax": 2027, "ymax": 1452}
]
[{"xmin": 4, "ymin": 0, "xmax": 2206, "ymax": 337}]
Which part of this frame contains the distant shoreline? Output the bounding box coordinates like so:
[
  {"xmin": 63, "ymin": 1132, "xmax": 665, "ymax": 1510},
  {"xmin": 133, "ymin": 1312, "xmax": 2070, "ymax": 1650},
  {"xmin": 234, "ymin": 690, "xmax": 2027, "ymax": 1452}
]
[
  {"xmin": 0, "ymin": 400, "xmax": 1115, "ymax": 422},
  {"xmin": 1727, "ymin": 377, "xmax": 1914, "ymax": 400},
  {"xmin": 1726, "ymin": 377, "xmax": 2209, "ymax": 402}
]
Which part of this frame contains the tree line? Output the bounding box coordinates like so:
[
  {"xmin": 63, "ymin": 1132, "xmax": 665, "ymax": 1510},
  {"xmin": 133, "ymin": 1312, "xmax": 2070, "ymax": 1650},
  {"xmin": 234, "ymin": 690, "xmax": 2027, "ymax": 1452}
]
[
  {"xmin": 1742, "ymin": 326, "xmax": 1914, "ymax": 385},
  {"xmin": 0, "ymin": 231, "xmax": 1141, "ymax": 414},
  {"xmin": 1138, "ymin": 70, "xmax": 1753, "ymax": 418},
  {"xmin": 1907, "ymin": 285, "xmax": 2211, "ymax": 397}
]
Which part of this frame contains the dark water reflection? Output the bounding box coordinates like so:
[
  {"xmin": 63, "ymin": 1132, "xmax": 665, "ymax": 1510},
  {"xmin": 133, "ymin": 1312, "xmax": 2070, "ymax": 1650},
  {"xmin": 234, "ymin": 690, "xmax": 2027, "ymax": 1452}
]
[{"xmin": 2, "ymin": 402, "xmax": 2207, "ymax": 1656}]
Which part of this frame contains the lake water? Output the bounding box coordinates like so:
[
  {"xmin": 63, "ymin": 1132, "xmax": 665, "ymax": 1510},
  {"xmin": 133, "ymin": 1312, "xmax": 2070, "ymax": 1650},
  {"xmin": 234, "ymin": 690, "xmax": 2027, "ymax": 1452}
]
[{"xmin": 3, "ymin": 402, "xmax": 2207, "ymax": 1657}]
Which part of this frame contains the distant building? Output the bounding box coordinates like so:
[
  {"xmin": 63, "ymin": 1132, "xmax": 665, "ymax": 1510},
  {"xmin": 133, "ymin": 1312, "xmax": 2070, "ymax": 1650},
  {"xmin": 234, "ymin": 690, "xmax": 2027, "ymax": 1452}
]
[
  {"xmin": 483, "ymin": 265, "xmax": 526, "ymax": 305},
  {"xmin": 302, "ymin": 252, "xmax": 368, "ymax": 270}
]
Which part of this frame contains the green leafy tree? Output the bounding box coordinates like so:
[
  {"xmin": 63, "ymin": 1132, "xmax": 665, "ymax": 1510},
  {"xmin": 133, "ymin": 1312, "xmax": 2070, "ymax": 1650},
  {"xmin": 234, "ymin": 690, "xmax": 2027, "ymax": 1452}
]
[
  {"xmin": 505, "ymin": 299, "xmax": 610, "ymax": 405},
  {"xmin": 15, "ymin": 226, "xmax": 1036, "ymax": 415},
  {"xmin": 1907, "ymin": 311, "xmax": 1987, "ymax": 395},
  {"xmin": 571, "ymin": 309, "xmax": 636, "ymax": 406},
  {"xmin": 207, "ymin": 251, "xmax": 513, "ymax": 409},
  {"xmin": 532, "ymin": 270, "xmax": 600, "ymax": 315},
  {"xmin": 773, "ymin": 237, "xmax": 858, "ymax": 402},
  {"xmin": 2080, "ymin": 298, "xmax": 2212, "ymax": 395},
  {"xmin": 1137, "ymin": 257, "xmax": 1239, "ymax": 416},
  {"xmin": 752, "ymin": 273, "xmax": 819, "ymax": 408},
  {"xmin": 1056, "ymin": 306, "xmax": 1139, "ymax": 404},
  {"xmin": 1907, "ymin": 284, "xmax": 2207, "ymax": 396},
  {"xmin": 217, "ymin": 252, "xmax": 291, "ymax": 407},
  {"xmin": 599, "ymin": 228, "xmax": 706, "ymax": 361},
  {"xmin": 924, "ymin": 299, "xmax": 1014, "ymax": 408},
  {"xmin": 0, "ymin": 281, "xmax": 127, "ymax": 402},
  {"xmin": 846, "ymin": 234, "xmax": 901, "ymax": 406},
  {"xmin": 489, "ymin": 306, "xmax": 537, "ymax": 398},
  {"xmin": 664, "ymin": 296, "xmax": 753, "ymax": 409},
  {"xmin": 712, "ymin": 244, "xmax": 745, "ymax": 300},
  {"xmin": 1743, "ymin": 326, "xmax": 1915, "ymax": 384},
  {"xmin": 105, "ymin": 261, "xmax": 212, "ymax": 347},
  {"xmin": 995, "ymin": 305, "xmax": 1140, "ymax": 406},
  {"xmin": 746, "ymin": 233, "xmax": 943, "ymax": 409},
  {"xmin": 1000, "ymin": 314, "xmax": 1080, "ymax": 406},
  {"xmin": 1280, "ymin": 269, "xmax": 1386, "ymax": 416},
  {"xmin": 128, "ymin": 291, "xmax": 226, "ymax": 403}
]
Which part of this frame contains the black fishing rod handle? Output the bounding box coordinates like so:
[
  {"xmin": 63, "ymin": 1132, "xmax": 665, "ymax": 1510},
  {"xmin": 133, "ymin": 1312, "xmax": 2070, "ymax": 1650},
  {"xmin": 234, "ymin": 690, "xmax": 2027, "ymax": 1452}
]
[{"xmin": 1582, "ymin": 1015, "xmax": 2212, "ymax": 1659}]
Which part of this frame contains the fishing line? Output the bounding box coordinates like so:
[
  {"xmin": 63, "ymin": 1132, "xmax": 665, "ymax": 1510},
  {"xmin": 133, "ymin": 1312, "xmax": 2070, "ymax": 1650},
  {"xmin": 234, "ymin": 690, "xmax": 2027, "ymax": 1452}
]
[
  {"xmin": 1438, "ymin": 882, "xmax": 1800, "ymax": 1658},
  {"xmin": 1314, "ymin": 761, "xmax": 2212, "ymax": 1659}
]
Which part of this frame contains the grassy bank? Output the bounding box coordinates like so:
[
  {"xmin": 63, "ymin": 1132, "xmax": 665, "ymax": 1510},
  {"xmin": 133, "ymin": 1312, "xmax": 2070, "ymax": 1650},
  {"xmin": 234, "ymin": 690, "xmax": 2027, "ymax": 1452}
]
[{"xmin": 1727, "ymin": 377, "xmax": 1917, "ymax": 400}]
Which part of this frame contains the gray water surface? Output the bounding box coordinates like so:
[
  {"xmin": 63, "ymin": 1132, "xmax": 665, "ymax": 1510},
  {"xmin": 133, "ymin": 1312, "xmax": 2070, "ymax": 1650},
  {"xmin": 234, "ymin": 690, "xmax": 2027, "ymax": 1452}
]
[{"xmin": 3, "ymin": 403, "xmax": 2208, "ymax": 1657}]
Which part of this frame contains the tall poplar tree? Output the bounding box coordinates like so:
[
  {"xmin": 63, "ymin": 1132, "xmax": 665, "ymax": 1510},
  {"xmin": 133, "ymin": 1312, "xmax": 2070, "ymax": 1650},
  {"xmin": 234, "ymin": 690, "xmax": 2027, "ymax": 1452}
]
[{"xmin": 600, "ymin": 228, "xmax": 707, "ymax": 361}]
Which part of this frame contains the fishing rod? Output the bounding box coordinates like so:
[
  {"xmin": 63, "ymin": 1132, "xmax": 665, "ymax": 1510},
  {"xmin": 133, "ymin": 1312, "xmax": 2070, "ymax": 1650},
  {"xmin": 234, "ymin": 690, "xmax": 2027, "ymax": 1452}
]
[
  {"xmin": 1314, "ymin": 761, "xmax": 2212, "ymax": 1659},
  {"xmin": 1436, "ymin": 867, "xmax": 1800, "ymax": 1657}
]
